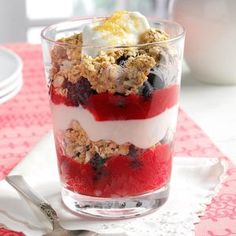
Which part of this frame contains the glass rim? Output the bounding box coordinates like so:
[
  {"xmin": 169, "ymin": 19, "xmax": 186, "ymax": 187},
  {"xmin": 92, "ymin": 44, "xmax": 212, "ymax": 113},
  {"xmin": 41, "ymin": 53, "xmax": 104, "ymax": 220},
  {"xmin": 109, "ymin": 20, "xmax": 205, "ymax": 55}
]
[{"xmin": 41, "ymin": 17, "xmax": 185, "ymax": 49}]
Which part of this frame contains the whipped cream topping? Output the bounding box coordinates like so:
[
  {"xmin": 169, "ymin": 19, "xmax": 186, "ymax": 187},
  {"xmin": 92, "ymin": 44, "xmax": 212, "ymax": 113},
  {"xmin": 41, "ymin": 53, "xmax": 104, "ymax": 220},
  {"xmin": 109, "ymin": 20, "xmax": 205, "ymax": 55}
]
[
  {"xmin": 51, "ymin": 104, "xmax": 178, "ymax": 149},
  {"xmin": 82, "ymin": 11, "xmax": 150, "ymax": 57}
]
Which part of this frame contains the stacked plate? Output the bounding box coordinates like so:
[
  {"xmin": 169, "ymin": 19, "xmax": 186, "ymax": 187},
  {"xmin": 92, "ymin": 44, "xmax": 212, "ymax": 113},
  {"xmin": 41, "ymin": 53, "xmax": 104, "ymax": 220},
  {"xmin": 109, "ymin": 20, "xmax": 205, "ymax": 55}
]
[{"xmin": 0, "ymin": 47, "xmax": 23, "ymax": 104}]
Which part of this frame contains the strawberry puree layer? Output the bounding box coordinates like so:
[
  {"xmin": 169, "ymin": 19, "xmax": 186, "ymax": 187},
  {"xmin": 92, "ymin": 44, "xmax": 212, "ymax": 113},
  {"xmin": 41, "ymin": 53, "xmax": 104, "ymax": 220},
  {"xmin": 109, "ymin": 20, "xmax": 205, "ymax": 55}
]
[
  {"xmin": 86, "ymin": 85, "xmax": 179, "ymax": 121},
  {"xmin": 50, "ymin": 84, "xmax": 179, "ymax": 121},
  {"xmin": 50, "ymin": 86, "xmax": 74, "ymax": 106},
  {"xmin": 57, "ymin": 143, "xmax": 172, "ymax": 197}
]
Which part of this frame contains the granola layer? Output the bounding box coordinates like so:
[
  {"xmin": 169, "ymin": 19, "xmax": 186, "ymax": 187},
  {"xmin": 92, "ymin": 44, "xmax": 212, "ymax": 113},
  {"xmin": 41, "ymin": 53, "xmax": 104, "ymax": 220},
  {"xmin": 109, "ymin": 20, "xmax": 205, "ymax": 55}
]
[
  {"xmin": 63, "ymin": 120, "xmax": 133, "ymax": 164},
  {"xmin": 49, "ymin": 27, "xmax": 178, "ymax": 100}
]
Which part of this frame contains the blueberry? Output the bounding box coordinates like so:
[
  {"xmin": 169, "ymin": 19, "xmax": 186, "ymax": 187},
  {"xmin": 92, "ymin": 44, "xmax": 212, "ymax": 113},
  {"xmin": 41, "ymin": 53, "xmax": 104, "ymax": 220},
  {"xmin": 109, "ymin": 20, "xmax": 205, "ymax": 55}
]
[
  {"xmin": 139, "ymin": 81, "xmax": 153, "ymax": 98},
  {"xmin": 116, "ymin": 55, "xmax": 129, "ymax": 66},
  {"xmin": 90, "ymin": 153, "xmax": 108, "ymax": 180},
  {"xmin": 130, "ymin": 160, "xmax": 142, "ymax": 169},
  {"xmin": 128, "ymin": 144, "xmax": 138, "ymax": 158},
  {"xmin": 90, "ymin": 153, "xmax": 105, "ymax": 171},
  {"xmin": 94, "ymin": 170, "xmax": 104, "ymax": 180},
  {"xmin": 116, "ymin": 96, "xmax": 126, "ymax": 108},
  {"xmin": 64, "ymin": 77, "xmax": 95, "ymax": 106},
  {"xmin": 128, "ymin": 145, "xmax": 142, "ymax": 169},
  {"xmin": 117, "ymin": 101, "xmax": 126, "ymax": 108},
  {"xmin": 147, "ymin": 68, "xmax": 165, "ymax": 90},
  {"xmin": 136, "ymin": 201, "xmax": 142, "ymax": 207}
]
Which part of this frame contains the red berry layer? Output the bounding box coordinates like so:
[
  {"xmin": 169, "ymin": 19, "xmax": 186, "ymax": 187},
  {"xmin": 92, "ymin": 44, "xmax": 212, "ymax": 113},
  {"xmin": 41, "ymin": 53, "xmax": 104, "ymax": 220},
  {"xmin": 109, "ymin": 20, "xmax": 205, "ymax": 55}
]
[
  {"xmin": 86, "ymin": 85, "xmax": 179, "ymax": 120},
  {"xmin": 50, "ymin": 86, "xmax": 75, "ymax": 106},
  {"xmin": 50, "ymin": 84, "xmax": 179, "ymax": 121},
  {"xmin": 57, "ymin": 143, "xmax": 172, "ymax": 197}
]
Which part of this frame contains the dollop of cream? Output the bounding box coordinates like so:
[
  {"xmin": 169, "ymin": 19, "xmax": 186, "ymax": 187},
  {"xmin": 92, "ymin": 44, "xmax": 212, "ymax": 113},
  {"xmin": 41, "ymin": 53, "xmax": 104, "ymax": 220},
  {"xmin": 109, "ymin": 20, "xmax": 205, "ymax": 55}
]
[{"xmin": 82, "ymin": 11, "xmax": 150, "ymax": 57}]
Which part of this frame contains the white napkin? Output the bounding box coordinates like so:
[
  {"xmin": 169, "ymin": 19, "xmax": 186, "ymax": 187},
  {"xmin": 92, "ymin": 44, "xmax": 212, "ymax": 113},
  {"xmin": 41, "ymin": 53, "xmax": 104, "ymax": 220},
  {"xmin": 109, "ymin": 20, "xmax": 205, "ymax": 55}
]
[{"xmin": 0, "ymin": 132, "xmax": 226, "ymax": 236}]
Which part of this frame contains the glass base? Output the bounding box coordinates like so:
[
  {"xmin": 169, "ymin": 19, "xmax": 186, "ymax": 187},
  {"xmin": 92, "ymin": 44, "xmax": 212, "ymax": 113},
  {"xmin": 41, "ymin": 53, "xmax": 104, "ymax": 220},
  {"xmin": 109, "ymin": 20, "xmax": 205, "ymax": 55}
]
[{"xmin": 61, "ymin": 184, "xmax": 169, "ymax": 219}]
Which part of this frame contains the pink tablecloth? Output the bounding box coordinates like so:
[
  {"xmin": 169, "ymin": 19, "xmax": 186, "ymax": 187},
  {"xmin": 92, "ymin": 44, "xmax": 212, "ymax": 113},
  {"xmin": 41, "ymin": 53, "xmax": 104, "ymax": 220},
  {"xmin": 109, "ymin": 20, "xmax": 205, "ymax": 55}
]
[{"xmin": 0, "ymin": 44, "xmax": 236, "ymax": 236}]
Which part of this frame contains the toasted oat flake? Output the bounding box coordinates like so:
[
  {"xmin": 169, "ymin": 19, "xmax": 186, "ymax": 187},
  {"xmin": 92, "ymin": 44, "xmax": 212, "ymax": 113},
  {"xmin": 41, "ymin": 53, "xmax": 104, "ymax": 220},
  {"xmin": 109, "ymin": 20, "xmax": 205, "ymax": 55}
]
[{"xmin": 139, "ymin": 28, "xmax": 169, "ymax": 44}]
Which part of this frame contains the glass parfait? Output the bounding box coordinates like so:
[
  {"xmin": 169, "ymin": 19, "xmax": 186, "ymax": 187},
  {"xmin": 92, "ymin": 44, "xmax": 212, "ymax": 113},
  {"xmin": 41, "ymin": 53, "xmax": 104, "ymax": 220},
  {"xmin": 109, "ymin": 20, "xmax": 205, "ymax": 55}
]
[{"xmin": 41, "ymin": 17, "xmax": 185, "ymax": 219}]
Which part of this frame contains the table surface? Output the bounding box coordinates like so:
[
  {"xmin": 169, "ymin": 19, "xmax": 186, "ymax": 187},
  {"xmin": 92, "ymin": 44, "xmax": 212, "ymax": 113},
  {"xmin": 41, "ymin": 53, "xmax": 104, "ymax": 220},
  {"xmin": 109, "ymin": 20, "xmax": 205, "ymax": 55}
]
[{"xmin": 0, "ymin": 44, "xmax": 236, "ymax": 235}]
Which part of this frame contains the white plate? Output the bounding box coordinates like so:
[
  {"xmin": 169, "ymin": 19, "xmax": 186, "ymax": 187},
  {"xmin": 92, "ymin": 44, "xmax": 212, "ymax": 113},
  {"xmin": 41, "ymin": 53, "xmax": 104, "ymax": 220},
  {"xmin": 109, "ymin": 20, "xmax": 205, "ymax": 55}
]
[
  {"xmin": 0, "ymin": 47, "xmax": 23, "ymax": 89},
  {"xmin": 0, "ymin": 78, "xmax": 23, "ymax": 104},
  {"xmin": 0, "ymin": 74, "xmax": 22, "ymax": 95},
  {"xmin": 0, "ymin": 132, "xmax": 226, "ymax": 236}
]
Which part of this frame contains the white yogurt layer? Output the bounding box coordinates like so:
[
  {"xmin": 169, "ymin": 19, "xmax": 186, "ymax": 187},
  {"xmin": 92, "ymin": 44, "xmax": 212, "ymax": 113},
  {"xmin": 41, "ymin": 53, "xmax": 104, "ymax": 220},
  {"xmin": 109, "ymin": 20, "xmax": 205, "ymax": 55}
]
[
  {"xmin": 51, "ymin": 104, "xmax": 178, "ymax": 149},
  {"xmin": 82, "ymin": 11, "xmax": 150, "ymax": 57}
]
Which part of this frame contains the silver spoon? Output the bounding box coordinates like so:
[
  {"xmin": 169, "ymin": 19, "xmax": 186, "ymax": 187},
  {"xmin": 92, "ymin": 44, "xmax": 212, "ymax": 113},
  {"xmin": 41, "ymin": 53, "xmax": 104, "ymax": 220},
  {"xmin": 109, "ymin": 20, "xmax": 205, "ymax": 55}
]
[{"xmin": 6, "ymin": 175, "xmax": 98, "ymax": 236}]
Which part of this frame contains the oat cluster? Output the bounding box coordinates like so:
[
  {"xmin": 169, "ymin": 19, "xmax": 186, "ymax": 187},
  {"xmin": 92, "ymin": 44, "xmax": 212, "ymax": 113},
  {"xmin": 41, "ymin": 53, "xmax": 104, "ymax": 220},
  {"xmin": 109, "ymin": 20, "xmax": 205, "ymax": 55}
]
[{"xmin": 63, "ymin": 120, "xmax": 130, "ymax": 163}]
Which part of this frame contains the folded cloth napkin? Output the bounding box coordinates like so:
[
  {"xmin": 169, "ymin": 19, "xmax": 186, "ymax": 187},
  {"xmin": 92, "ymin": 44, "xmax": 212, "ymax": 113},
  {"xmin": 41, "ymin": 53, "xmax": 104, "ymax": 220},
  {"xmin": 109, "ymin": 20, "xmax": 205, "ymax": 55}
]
[{"xmin": 0, "ymin": 132, "xmax": 226, "ymax": 236}]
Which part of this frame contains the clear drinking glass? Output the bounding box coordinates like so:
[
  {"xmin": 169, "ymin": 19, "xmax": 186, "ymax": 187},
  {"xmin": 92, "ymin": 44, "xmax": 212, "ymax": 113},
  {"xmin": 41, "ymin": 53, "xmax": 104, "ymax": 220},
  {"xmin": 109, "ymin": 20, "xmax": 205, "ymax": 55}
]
[{"xmin": 41, "ymin": 18, "xmax": 185, "ymax": 219}]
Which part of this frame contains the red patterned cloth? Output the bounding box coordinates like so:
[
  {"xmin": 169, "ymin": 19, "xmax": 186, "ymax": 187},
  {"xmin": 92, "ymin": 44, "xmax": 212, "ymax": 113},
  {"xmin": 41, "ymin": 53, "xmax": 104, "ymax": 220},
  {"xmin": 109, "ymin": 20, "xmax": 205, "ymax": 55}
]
[
  {"xmin": 0, "ymin": 227, "xmax": 25, "ymax": 236},
  {"xmin": 0, "ymin": 44, "xmax": 235, "ymax": 236},
  {"xmin": 0, "ymin": 44, "xmax": 51, "ymax": 180}
]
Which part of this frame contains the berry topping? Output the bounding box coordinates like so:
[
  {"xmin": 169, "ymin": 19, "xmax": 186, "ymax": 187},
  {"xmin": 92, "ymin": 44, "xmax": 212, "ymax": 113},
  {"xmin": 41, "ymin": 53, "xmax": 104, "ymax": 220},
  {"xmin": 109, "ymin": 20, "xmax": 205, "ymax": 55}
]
[
  {"xmin": 139, "ymin": 81, "xmax": 153, "ymax": 98},
  {"xmin": 136, "ymin": 201, "xmax": 142, "ymax": 207},
  {"xmin": 115, "ymin": 95, "xmax": 126, "ymax": 108},
  {"xmin": 128, "ymin": 144, "xmax": 138, "ymax": 158},
  {"xmin": 116, "ymin": 55, "xmax": 129, "ymax": 66},
  {"xmin": 89, "ymin": 153, "xmax": 106, "ymax": 180},
  {"xmin": 90, "ymin": 153, "xmax": 105, "ymax": 171},
  {"xmin": 85, "ymin": 84, "xmax": 179, "ymax": 121},
  {"xmin": 64, "ymin": 77, "xmax": 95, "ymax": 106},
  {"xmin": 120, "ymin": 202, "xmax": 126, "ymax": 208},
  {"xmin": 58, "ymin": 143, "xmax": 172, "ymax": 197},
  {"xmin": 148, "ymin": 68, "xmax": 165, "ymax": 89},
  {"xmin": 128, "ymin": 144, "xmax": 141, "ymax": 168},
  {"xmin": 50, "ymin": 86, "xmax": 75, "ymax": 106}
]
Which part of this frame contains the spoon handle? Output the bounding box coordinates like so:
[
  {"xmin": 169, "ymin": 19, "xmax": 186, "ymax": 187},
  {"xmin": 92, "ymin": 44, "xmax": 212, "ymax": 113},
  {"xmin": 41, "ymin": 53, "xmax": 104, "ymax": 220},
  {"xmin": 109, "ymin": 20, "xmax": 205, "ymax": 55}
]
[{"xmin": 6, "ymin": 175, "xmax": 60, "ymax": 228}]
